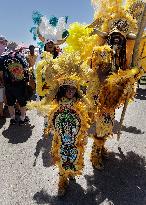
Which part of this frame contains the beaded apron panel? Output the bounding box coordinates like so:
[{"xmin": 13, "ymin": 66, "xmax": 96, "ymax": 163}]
[{"xmin": 53, "ymin": 107, "xmax": 81, "ymax": 171}]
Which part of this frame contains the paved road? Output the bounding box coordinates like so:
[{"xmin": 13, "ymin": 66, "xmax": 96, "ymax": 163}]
[{"xmin": 0, "ymin": 86, "xmax": 146, "ymax": 205}]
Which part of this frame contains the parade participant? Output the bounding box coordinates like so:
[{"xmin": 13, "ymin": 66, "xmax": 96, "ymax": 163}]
[
  {"xmin": 44, "ymin": 41, "xmax": 59, "ymax": 58},
  {"xmin": 27, "ymin": 45, "xmax": 37, "ymax": 68},
  {"xmin": 0, "ymin": 43, "xmax": 29, "ymax": 125},
  {"xmin": 0, "ymin": 36, "xmax": 7, "ymax": 56},
  {"xmin": 7, "ymin": 41, "xmax": 24, "ymax": 116},
  {"xmin": 30, "ymin": 11, "xmax": 69, "ymax": 132},
  {"xmin": 26, "ymin": 45, "xmax": 37, "ymax": 91},
  {"xmin": 0, "ymin": 36, "xmax": 7, "ymax": 117},
  {"xmin": 7, "ymin": 41, "xmax": 18, "ymax": 53},
  {"xmin": 28, "ymin": 52, "xmax": 90, "ymax": 196},
  {"xmin": 30, "ymin": 10, "xmax": 69, "ymax": 56},
  {"xmin": 30, "ymin": 11, "xmax": 69, "ymax": 89},
  {"xmin": 62, "ymin": 0, "xmax": 146, "ymax": 170},
  {"xmin": 87, "ymin": 0, "xmax": 145, "ymax": 169}
]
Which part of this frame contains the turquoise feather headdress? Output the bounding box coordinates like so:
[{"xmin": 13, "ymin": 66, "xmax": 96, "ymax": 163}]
[{"xmin": 30, "ymin": 11, "xmax": 69, "ymax": 45}]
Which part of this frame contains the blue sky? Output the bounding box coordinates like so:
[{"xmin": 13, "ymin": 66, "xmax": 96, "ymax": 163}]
[{"xmin": 0, "ymin": 0, "xmax": 94, "ymax": 45}]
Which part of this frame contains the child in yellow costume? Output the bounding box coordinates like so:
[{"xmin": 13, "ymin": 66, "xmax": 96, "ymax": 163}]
[{"xmin": 28, "ymin": 52, "xmax": 90, "ymax": 196}]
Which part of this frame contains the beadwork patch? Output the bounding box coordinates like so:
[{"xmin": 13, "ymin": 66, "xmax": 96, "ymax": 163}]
[
  {"xmin": 8, "ymin": 62, "xmax": 24, "ymax": 81},
  {"xmin": 53, "ymin": 107, "xmax": 81, "ymax": 171}
]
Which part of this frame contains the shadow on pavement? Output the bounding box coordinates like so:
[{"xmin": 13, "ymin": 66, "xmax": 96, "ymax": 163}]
[
  {"xmin": 0, "ymin": 117, "xmax": 6, "ymax": 129},
  {"xmin": 135, "ymin": 88, "xmax": 146, "ymax": 100},
  {"xmin": 33, "ymin": 151, "xmax": 146, "ymax": 205},
  {"xmin": 113, "ymin": 120, "xmax": 144, "ymax": 135},
  {"xmin": 33, "ymin": 181, "xmax": 87, "ymax": 205},
  {"xmin": 33, "ymin": 133, "xmax": 53, "ymax": 167},
  {"xmin": 87, "ymin": 120, "xmax": 144, "ymax": 137},
  {"xmin": 2, "ymin": 122, "xmax": 34, "ymax": 144}
]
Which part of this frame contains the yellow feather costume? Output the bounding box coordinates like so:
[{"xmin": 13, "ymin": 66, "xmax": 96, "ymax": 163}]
[
  {"xmin": 28, "ymin": 51, "xmax": 91, "ymax": 194},
  {"xmin": 88, "ymin": 0, "xmax": 145, "ymax": 169}
]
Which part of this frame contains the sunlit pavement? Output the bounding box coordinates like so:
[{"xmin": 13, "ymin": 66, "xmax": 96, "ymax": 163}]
[{"xmin": 0, "ymin": 87, "xmax": 146, "ymax": 205}]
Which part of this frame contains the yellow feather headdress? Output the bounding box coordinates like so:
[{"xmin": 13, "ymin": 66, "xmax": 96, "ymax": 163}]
[
  {"xmin": 64, "ymin": 22, "xmax": 104, "ymax": 64},
  {"xmin": 125, "ymin": 0, "xmax": 145, "ymax": 23},
  {"xmin": 36, "ymin": 51, "xmax": 90, "ymax": 100},
  {"xmin": 89, "ymin": 0, "xmax": 146, "ymax": 36}
]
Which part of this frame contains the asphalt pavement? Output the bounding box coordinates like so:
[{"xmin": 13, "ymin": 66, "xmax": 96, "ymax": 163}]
[{"xmin": 0, "ymin": 86, "xmax": 146, "ymax": 205}]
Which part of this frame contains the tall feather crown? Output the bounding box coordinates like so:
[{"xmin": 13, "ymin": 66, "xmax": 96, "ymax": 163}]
[
  {"xmin": 30, "ymin": 11, "xmax": 69, "ymax": 47},
  {"xmin": 89, "ymin": 0, "xmax": 145, "ymax": 37}
]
